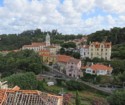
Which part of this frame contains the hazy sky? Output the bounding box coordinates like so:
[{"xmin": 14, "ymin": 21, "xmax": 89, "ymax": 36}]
[{"xmin": 0, "ymin": 0, "xmax": 125, "ymax": 34}]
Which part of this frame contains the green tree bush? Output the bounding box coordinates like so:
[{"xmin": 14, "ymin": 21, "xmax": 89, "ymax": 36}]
[{"xmin": 107, "ymin": 90, "xmax": 125, "ymax": 105}]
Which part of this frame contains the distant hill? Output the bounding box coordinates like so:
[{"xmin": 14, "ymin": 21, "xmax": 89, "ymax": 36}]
[{"xmin": 0, "ymin": 29, "xmax": 83, "ymax": 51}]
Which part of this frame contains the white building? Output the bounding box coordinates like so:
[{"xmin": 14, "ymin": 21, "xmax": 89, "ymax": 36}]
[
  {"xmin": 22, "ymin": 42, "xmax": 46, "ymax": 52},
  {"xmin": 85, "ymin": 64, "xmax": 113, "ymax": 76},
  {"xmin": 22, "ymin": 34, "xmax": 51, "ymax": 52},
  {"xmin": 80, "ymin": 45, "xmax": 89, "ymax": 59}
]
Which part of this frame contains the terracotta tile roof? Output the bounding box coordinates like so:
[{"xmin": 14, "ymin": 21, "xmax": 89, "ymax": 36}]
[
  {"xmin": 82, "ymin": 45, "xmax": 89, "ymax": 48},
  {"xmin": 32, "ymin": 42, "xmax": 46, "ymax": 46},
  {"xmin": 67, "ymin": 58, "xmax": 80, "ymax": 64},
  {"xmin": 89, "ymin": 64, "xmax": 112, "ymax": 71},
  {"xmin": 23, "ymin": 42, "xmax": 46, "ymax": 48},
  {"xmin": 57, "ymin": 55, "xmax": 72, "ymax": 63},
  {"xmin": 0, "ymin": 86, "xmax": 63, "ymax": 105},
  {"xmin": 81, "ymin": 65, "xmax": 89, "ymax": 70},
  {"xmin": 91, "ymin": 42, "xmax": 111, "ymax": 48},
  {"xmin": 104, "ymin": 42, "xmax": 112, "ymax": 48}
]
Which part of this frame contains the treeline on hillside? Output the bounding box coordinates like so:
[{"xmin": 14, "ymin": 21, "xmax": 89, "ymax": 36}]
[
  {"xmin": 0, "ymin": 50, "xmax": 43, "ymax": 77},
  {"xmin": 87, "ymin": 27, "xmax": 125, "ymax": 45},
  {"xmin": 0, "ymin": 29, "xmax": 83, "ymax": 51},
  {"xmin": 111, "ymin": 43, "xmax": 125, "ymax": 59}
]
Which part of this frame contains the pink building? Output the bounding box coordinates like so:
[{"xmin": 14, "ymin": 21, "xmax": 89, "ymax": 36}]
[{"xmin": 66, "ymin": 58, "xmax": 83, "ymax": 78}]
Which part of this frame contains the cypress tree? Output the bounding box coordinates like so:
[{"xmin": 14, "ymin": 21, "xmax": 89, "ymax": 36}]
[{"xmin": 75, "ymin": 91, "xmax": 81, "ymax": 105}]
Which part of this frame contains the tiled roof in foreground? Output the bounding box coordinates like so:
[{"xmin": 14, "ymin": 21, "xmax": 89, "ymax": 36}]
[{"xmin": 0, "ymin": 86, "xmax": 63, "ymax": 105}]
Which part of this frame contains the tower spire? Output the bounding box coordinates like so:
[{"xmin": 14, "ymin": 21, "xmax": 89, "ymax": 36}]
[{"xmin": 46, "ymin": 33, "xmax": 50, "ymax": 46}]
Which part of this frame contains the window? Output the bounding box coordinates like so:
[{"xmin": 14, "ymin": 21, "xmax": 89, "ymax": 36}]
[
  {"xmin": 69, "ymin": 74, "xmax": 71, "ymax": 76},
  {"xmin": 87, "ymin": 70, "xmax": 91, "ymax": 72},
  {"xmin": 101, "ymin": 49, "xmax": 103, "ymax": 51},
  {"xmin": 101, "ymin": 45, "xmax": 103, "ymax": 48},
  {"xmin": 105, "ymin": 57, "xmax": 107, "ymax": 60}
]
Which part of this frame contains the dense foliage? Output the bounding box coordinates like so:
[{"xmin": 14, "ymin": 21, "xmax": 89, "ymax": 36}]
[
  {"xmin": 3, "ymin": 72, "xmax": 43, "ymax": 90},
  {"xmin": 107, "ymin": 90, "xmax": 125, "ymax": 105},
  {"xmin": 61, "ymin": 42, "xmax": 76, "ymax": 48},
  {"xmin": 60, "ymin": 48, "xmax": 80, "ymax": 59},
  {"xmin": 87, "ymin": 27, "xmax": 125, "ymax": 45},
  {"xmin": 0, "ymin": 29, "xmax": 83, "ymax": 51},
  {"xmin": 111, "ymin": 44, "xmax": 125, "ymax": 59},
  {"xmin": 0, "ymin": 50, "xmax": 42, "ymax": 77}
]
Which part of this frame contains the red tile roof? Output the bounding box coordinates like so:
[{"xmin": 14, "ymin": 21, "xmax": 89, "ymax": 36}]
[
  {"xmin": 91, "ymin": 42, "xmax": 111, "ymax": 48},
  {"xmin": 82, "ymin": 45, "xmax": 89, "ymax": 49},
  {"xmin": 67, "ymin": 58, "xmax": 80, "ymax": 64},
  {"xmin": 23, "ymin": 42, "xmax": 46, "ymax": 48},
  {"xmin": 89, "ymin": 64, "xmax": 112, "ymax": 71},
  {"xmin": 57, "ymin": 55, "xmax": 72, "ymax": 63},
  {"xmin": 32, "ymin": 42, "xmax": 46, "ymax": 46},
  {"xmin": 0, "ymin": 86, "xmax": 63, "ymax": 105},
  {"xmin": 81, "ymin": 65, "xmax": 89, "ymax": 70}
]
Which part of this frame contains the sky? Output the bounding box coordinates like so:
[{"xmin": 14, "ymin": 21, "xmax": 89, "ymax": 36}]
[{"xmin": 0, "ymin": 0, "xmax": 125, "ymax": 34}]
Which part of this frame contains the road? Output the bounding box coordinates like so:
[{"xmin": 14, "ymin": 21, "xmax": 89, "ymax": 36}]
[{"xmin": 43, "ymin": 64, "xmax": 115, "ymax": 94}]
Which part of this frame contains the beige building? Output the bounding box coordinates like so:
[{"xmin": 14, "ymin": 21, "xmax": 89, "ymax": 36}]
[
  {"xmin": 45, "ymin": 46, "xmax": 57, "ymax": 55},
  {"xmin": 22, "ymin": 42, "xmax": 46, "ymax": 52},
  {"xmin": 89, "ymin": 42, "xmax": 111, "ymax": 60}
]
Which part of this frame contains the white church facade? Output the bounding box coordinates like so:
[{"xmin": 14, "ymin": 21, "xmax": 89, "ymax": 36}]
[
  {"xmin": 22, "ymin": 33, "xmax": 51, "ymax": 52},
  {"xmin": 22, "ymin": 34, "xmax": 61, "ymax": 54}
]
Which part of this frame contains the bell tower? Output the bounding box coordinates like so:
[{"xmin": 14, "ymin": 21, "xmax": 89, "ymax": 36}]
[{"xmin": 46, "ymin": 33, "xmax": 50, "ymax": 46}]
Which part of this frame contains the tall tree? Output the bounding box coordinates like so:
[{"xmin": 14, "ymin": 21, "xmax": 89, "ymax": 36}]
[{"xmin": 75, "ymin": 91, "xmax": 81, "ymax": 105}]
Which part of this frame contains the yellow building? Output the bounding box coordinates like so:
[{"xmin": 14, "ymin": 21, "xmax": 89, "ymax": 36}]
[
  {"xmin": 89, "ymin": 42, "xmax": 111, "ymax": 60},
  {"xmin": 40, "ymin": 53, "xmax": 57, "ymax": 65},
  {"xmin": 38, "ymin": 50, "xmax": 50, "ymax": 55},
  {"xmin": 45, "ymin": 46, "xmax": 57, "ymax": 55}
]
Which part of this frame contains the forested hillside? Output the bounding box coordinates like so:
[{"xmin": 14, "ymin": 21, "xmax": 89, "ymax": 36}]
[
  {"xmin": 87, "ymin": 27, "xmax": 125, "ymax": 45},
  {"xmin": 0, "ymin": 29, "xmax": 83, "ymax": 51}
]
